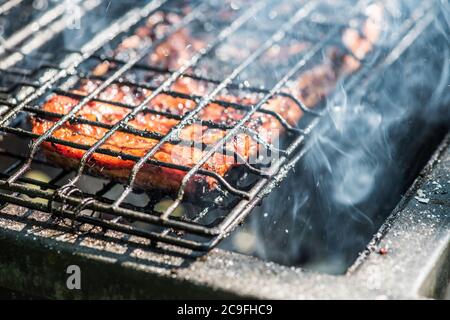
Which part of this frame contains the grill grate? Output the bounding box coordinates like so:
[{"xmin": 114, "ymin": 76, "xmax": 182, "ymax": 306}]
[{"xmin": 0, "ymin": 0, "xmax": 437, "ymax": 251}]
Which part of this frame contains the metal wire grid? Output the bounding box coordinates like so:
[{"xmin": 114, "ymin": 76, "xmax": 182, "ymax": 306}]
[{"xmin": 0, "ymin": 0, "xmax": 437, "ymax": 251}]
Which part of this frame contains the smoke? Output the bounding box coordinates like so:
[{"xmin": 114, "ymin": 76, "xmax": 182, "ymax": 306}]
[{"xmin": 226, "ymin": 0, "xmax": 450, "ymax": 274}]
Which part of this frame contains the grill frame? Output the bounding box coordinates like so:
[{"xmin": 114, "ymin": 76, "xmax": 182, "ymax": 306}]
[{"xmin": 0, "ymin": 0, "xmax": 438, "ymax": 251}]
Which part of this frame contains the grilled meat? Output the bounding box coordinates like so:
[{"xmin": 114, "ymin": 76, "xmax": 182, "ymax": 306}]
[
  {"xmin": 32, "ymin": 5, "xmax": 383, "ymax": 194},
  {"xmin": 32, "ymin": 79, "xmax": 302, "ymax": 193}
]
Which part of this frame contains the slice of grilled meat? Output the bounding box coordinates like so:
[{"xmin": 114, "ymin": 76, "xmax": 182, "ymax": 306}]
[{"xmin": 32, "ymin": 5, "xmax": 383, "ymax": 194}]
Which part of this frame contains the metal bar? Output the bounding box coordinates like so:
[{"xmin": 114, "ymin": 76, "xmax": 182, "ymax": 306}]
[
  {"xmin": 0, "ymin": 81, "xmax": 39, "ymax": 94},
  {"xmin": 0, "ymin": 0, "xmax": 24, "ymax": 16},
  {"xmin": 0, "ymin": 64, "xmax": 62, "ymax": 77},
  {"xmin": 0, "ymin": 0, "xmax": 80, "ymax": 55}
]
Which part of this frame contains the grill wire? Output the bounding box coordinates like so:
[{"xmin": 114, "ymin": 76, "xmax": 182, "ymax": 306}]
[{"xmin": 0, "ymin": 0, "xmax": 437, "ymax": 251}]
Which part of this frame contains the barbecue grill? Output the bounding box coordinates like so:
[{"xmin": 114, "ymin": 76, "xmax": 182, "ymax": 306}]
[{"xmin": 0, "ymin": 0, "xmax": 448, "ymax": 299}]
